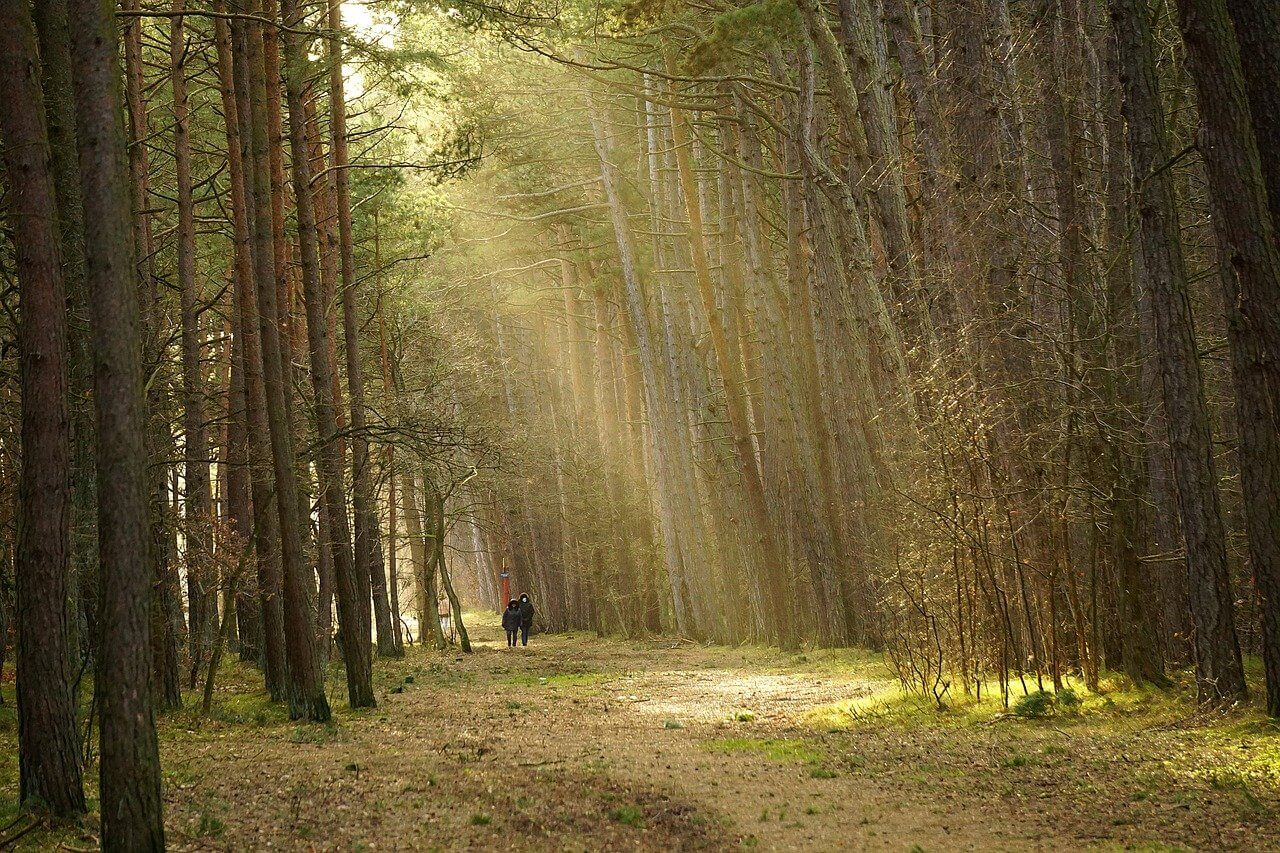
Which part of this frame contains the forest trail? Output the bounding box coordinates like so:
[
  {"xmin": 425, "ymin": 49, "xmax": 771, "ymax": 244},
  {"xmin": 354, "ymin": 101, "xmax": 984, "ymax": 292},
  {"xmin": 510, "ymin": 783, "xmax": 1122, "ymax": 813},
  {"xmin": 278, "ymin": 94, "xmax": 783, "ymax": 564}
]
[{"xmin": 144, "ymin": 615, "xmax": 1280, "ymax": 851}]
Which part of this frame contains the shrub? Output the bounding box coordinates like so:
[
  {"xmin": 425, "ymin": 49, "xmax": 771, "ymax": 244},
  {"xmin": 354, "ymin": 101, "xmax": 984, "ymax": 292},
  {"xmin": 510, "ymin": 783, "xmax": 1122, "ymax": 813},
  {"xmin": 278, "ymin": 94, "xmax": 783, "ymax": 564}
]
[
  {"xmin": 1013, "ymin": 688, "xmax": 1080, "ymax": 718},
  {"xmin": 1013, "ymin": 690, "xmax": 1056, "ymax": 718}
]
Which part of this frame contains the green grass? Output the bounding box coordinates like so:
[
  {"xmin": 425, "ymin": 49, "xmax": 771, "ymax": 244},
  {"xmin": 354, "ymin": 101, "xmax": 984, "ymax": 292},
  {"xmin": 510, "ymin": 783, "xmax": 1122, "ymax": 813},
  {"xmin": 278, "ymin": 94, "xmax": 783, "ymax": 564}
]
[
  {"xmin": 806, "ymin": 667, "xmax": 1215, "ymax": 732},
  {"xmin": 194, "ymin": 682, "xmax": 286, "ymax": 728},
  {"xmin": 608, "ymin": 804, "xmax": 645, "ymax": 827},
  {"xmin": 703, "ymin": 737, "xmax": 824, "ymax": 764},
  {"xmin": 1000, "ymin": 754, "xmax": 1038, "ymax": 769},
  {"xmin": 502, "ymin": 671, "xmax": 613, "ymax": 688},
  {"xmin": 776, "ymin": 647, "xmax": 887, "ymax": 676},
  {"xmin": 796, "ymin": 651, "xmax": 1280, "ymax": 820}
]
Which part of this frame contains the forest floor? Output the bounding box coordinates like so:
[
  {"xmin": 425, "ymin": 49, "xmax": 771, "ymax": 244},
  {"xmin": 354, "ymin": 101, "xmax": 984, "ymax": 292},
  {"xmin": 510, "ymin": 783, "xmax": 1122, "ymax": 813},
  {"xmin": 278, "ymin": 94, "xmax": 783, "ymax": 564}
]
[{"xmin": 4, "ymin": 613, "xmax": 1280, "ymax": 851}]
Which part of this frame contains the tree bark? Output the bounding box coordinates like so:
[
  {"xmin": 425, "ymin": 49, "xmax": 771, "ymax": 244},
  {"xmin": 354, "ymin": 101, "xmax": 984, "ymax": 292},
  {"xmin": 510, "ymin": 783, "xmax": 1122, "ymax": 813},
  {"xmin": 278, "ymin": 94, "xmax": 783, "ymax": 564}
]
[
  {"xmin": 280, "ymin": 0, "xmax": 375, "ymax": 707},
  {"xmin": 829, "ymin": 0, "xmax": 922, "ymax": 315},
  {"xmin": 1110, "ymin": 0, "xmax": 1246, "ymax": 703},
  {"xmin": 121, "ymin": 0, "xmax": 184, "ymax": 711},
  {"xmin": 244, "ymin": 2, "xmax": 329, "ymax": 720},
  {"xmin": 1225, "ymin": 0, "xmax": 1280, "ymax": 235},
  {"xmin": 32, "ymin": 0, "xmax": 98, "ymax": 674},
  {"xmin": 1174, "ymin": 0, "xmax": 1280, "ymax": 712},
  {"xmin": 327, "ymin": 0, "xmax": 399, "ymax": 656},
  {"xmin": 0, "ymin": 3, "xmax": 86, "ymax": 817},
  {"xmin": 67, "ymin": 0, "xmax": 166, "ymax": 839},
  {"xmin": 170, "ymin": 0, "xmax": 215, "ymax": 690},
  {"xmin": 230, "ymin": 7, "xmax": 287, "ymax": 697}
]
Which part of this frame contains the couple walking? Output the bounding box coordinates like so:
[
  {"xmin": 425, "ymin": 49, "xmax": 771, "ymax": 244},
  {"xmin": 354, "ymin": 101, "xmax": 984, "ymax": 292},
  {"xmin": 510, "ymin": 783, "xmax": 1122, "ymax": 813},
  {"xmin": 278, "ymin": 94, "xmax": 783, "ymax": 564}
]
[{"xmin": 502, "ymin": 594, "xmax": 534, "ymax": 647}]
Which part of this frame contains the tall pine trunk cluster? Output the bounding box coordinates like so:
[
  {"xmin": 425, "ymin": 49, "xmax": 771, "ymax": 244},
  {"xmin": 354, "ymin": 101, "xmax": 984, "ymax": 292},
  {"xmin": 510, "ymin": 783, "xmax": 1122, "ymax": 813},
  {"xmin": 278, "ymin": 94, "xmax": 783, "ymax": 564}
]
[
  {"xmin": 403, "ymin": 0, "xmax": 1280, "ymax": 715},
  {"xmin": 0, "ymin": 0, "xmax": 436, "ymax": 835}
]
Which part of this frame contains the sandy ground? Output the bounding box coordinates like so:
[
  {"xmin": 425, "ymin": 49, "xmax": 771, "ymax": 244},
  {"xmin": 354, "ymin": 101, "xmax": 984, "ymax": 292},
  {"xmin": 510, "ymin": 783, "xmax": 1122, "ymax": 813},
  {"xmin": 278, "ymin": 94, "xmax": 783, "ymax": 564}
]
[{"xmin": 43, "ymin": 615, "xmax": 1276, "ymax": 851}]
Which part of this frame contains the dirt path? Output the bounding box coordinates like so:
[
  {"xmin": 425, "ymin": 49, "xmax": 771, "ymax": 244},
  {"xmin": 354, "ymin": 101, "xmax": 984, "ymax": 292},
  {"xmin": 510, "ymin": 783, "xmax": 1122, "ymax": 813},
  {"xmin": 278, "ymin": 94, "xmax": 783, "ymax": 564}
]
[{"xmin": 153, "ymin": 616, "xmax": 1279, "ymax": 851}]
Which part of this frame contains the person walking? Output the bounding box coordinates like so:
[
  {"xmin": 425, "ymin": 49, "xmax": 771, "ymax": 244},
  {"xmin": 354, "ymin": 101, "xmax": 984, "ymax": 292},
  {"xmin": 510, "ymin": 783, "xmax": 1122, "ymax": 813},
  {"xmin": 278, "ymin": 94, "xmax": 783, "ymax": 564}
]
[
  {"xmin": 517, "ymin": 593, "xmax": 534, "ymax": 647},
  {"xmin": 502, "ymin": 599, "xmax": 521, "ymax": 648}
]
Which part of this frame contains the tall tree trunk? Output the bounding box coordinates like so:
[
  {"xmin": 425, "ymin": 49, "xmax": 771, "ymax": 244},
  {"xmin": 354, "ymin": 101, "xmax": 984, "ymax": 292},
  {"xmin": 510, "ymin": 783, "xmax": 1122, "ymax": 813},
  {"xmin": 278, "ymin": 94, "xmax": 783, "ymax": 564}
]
[
  {"xmin": 0, "ymin": 4, "xmax": 87, "ymax": 818},
  {"xmin": 281, "ymin": 0, "xmax": 375, "ymax": 708},
  {"xmin": 230, "ymin": 9, "xmax": 287, "ymax": 697},
  {"xmin": 428, "ymin": 479, "xmax": 471, "ymax": 653},
  {"xmin": 587, "ymin": 87, "xmax": 695, "ymax": 637},
  {"xmin": 244, "ymin": 4, "xmax": 330, "ymax": 721},
  {"xmin": 212, "ymin": 3, "xmax": 262, "ymax": 666},
  {"xmin": 259, "ymin": 1, "xmax": 310, "ymax": 552},
  {"xmin": 1110, "ymin": 0, "xmax": 1246, "ymax": 703},
  {"xmin": 67, "ymin": 0, "xmax": 166, "ymax": 839},
  {"xmin": 122, "ymin": 0, "xmax": 183, "ymax": 711},
  {"xmin": 1174, "ymin": 0, "xmax": 1280, "ymax": 712},
  {"xmin": 376, "ymin": 290, "xmax": 405, "ymax": 649},
  {"xmin": 403, "ymin": 469, "xmax": 445, "ymax": 648},
  {"xmin": 170, "ymin": 0, "xmax": 215, "ymax": 690},
  {"xmin": 32, "ymin": 0, "xmax": 97, "ymax": 674},
  {"xmin": 327, "ymin": 0, "xmax": 399, "ymax": 656},
  {"xmin": 882, "ymin": 0, "xmax": 964, "ymax": 327},
  {"xmin": 835, "ymin": 0, "xmax": 914, "ymax": 276},
  {"xmin": 663, "ymin": 53, "xmax": 793, "ymax": 645},
  {"xmin": 1098, "ymin": 23, "xmax": 1166, "ymax": 686}
]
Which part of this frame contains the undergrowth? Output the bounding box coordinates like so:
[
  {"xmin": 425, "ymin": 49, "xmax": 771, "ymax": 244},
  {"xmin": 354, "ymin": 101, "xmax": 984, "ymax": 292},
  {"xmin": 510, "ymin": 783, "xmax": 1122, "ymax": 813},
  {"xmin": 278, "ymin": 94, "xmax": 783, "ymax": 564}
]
[{"xmin": 802, "ymin": 654, "xmax": 1280, "ymax": 805}]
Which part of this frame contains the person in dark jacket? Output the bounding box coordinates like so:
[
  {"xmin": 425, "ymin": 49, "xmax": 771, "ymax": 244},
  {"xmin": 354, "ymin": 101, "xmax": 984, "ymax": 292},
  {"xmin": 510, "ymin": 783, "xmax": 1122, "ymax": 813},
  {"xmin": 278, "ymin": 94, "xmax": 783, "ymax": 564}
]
[
  {"xmin": 502, "ymin": 599, "xmax": 521, "ymax": 648},
  {"xmin": 517, "ymin": 593, "xmax": 534, "ymax": 646}
]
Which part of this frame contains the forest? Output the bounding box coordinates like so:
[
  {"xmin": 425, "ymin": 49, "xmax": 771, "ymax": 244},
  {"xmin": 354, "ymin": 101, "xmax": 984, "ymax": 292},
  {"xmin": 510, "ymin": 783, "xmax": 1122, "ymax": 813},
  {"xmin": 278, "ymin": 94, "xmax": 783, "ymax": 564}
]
[{"xmin": 0, "ymin": 0, "xmax": 1278, "ymax": 846}]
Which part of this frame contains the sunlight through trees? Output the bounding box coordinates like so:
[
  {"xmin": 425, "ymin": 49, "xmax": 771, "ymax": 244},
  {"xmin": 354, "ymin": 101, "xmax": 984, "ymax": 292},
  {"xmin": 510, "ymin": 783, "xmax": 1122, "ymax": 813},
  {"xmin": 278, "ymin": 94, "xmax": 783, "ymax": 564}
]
[{"xmin": 0, "ymin": 0, "xmax": 1278, "ymax": 843}]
